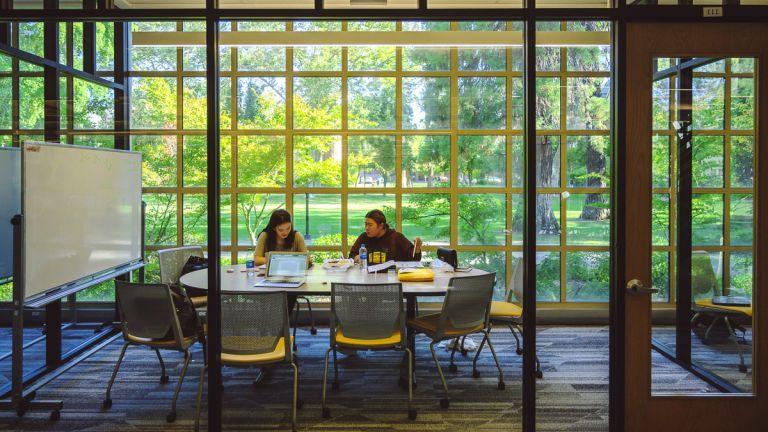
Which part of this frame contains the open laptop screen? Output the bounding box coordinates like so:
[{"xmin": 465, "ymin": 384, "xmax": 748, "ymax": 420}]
[{"xmin": 267, "ymin": 252, "xmax": 308, "ymax": 277}]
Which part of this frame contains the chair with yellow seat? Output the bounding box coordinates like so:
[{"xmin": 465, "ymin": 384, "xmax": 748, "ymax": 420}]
[
  {"xmin": 690, "ymin": 251, "xmax": 751, "ymax": 373},
  {"xmin": 407, "ymin": 272, "xmax": 504, "ymax": 409},
  {"xmin": 466, "ymin": 258, "xmax": 543, "ymax": 378},
  {"xmin": 195, "ymin": 291, "xmax": 300, "ymax": 431},
  {"xmin": 322, "ymin": 282, "xmax": 415, "ymax": 420},
  {"xmin": 158, "ymin": 245, "xmax": 208, "ymax": 309},
  {"xmin": 103, "ymin": 281, "xmax": 204, "ymax": 423}
]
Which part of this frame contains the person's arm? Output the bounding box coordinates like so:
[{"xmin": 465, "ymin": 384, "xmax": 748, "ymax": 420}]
[
  {"xmin": 395, "ymin": 232, "xmax": 422, "ymax": 261},
  {"xmin": 254, "ymin": 232, "xmax": 267, "ymax": 265},
  {"xmin": 349, "ymin": 234, "xmax": 363, "ymax": 263}
]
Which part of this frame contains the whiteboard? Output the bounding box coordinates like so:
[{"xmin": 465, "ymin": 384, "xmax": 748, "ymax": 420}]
[
  {"xmin": 0, "ymin": 148, "xmax": 21, "ymax": 280},
  {"xmin": 22, "ymin": 142, "xmax": 142, "ymax": 301}
]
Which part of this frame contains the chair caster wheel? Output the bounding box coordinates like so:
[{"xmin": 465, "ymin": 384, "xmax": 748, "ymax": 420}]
[
  {"xmin": 322, "ymin": 407, "xmax": 331, "ymax": 418},
  {"xmin": 408, "ymin": 409, "xmax": 417, "ymax": 420},
  {"xmin": 102, "ymin": 399, "xmax": 112, "ymax": 409},
  {"xmin": 160, "ymin": 375, "xmax": 169, "ymax": 384},
  {"xmin": 498, "ymin": 381, "xmax": 505, "ymax": 390},
  {"xmin": 449, "ymin": 364, "xmax": 458, "ymax": 373},
  {"xmin": 311, "ymin": 328, "xmax": 318, "ymax": 335},
  {"xmin": 332, "ymin": 381, "xmax": 339, "ymax": 391},
  {"xmin": 516, "ymin": 348, "xmax": 523, "ymax": 355},
  {"xmin": 472, "ymin": 369, "xmax": 480, "ymax": 378},
  {"xmin": 166, "ymin": 411, "xmax": 176, "ymax": 423},
  {"xmin": 50, "ymin": 410, "xmax": 60, "ymax": 421},
  {"xmin": 739, "ymin": 365, "xmax": 748, "ymax": 373},
  {"xmin": 536, "ymin": 370, "xmax": 543, "ymax": 379},
  {"xmin": 440, "ymin": 398, "xmax": 450, "ymax": 409}
]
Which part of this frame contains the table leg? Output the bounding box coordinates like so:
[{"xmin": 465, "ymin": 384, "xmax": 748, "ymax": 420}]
[{"xmin": 399, "ymin": 295, "xmax": 417, "ymax": 390}]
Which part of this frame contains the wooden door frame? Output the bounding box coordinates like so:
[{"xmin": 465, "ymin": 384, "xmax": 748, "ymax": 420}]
[{"xmin": 624, "ymin": 22, "xmax": 767, "ymax": 431}]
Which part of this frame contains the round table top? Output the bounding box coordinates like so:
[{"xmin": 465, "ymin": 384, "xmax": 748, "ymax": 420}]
[{"xmin": 180, "ymin": 264, "xmax": 489, "ymax": 297}]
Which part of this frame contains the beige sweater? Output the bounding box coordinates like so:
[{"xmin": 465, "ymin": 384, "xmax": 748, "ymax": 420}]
[{"xmin": 254, "ymin": 231, "xmax": 307, "ymax": 259}]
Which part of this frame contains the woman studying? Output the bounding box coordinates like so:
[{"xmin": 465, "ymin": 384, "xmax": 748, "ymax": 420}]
[{"xmin": 254, "ymin": 209, "xmax": 308, "ymax": 266}]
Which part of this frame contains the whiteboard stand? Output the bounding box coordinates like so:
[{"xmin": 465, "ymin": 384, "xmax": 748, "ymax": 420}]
[
  {"xmin": 0, "ymin": 215, "xmax": 64, "ymax": 420},
  {"xmin": 0, "ymin": 199, "xmax": 146, "ymax": 419}
]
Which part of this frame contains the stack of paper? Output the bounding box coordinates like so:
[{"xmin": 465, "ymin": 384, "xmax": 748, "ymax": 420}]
[{"xmin": 322, "ymin": 258, "xmax": 354, "ymax": 272}]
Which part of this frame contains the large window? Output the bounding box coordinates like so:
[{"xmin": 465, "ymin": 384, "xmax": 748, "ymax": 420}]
[
  {"xmin": 131, "ymin": 20, "xmax": 611, "ymax": 302},
  {"xmin": 535, "ymin": 21, "xmax": 612, "ymax": 303}
]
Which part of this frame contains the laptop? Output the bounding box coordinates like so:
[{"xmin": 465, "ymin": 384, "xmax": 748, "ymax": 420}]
[
  {"xmin": 254, "ymin": 251, "xmax": 308, "ymax": 288},
  {"xmin": 712, "ymin": 296, "xmax": 751, "ymax": 307}
]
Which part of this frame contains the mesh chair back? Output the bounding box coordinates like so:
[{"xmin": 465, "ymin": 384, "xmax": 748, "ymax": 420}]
[
  {"xmin": 158, "ymin": 246, "xmax": 204, "ymax": 285},
  {"xmin": 442, "ymin": 273, "xmax": 496, "ymax": 330},
  {"xmin": 115, "ymin": 281, "xmax": 181, "ymax": 341},
  {"xmin": 331, "ymin": 283, "xmax": 403, "ymax": 340},
  {"xmin": 220, "ymin": 291, "xmax": 290, "ymax": 357},
  {"xmin": 692, "ymin": 251, "xmax": 719, "ymax": 298}
]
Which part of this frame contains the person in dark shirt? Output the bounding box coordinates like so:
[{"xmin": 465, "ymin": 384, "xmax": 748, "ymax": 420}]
[{"xmin": 349, "ymin": 209, "xmax": 422, "ymax": 263}]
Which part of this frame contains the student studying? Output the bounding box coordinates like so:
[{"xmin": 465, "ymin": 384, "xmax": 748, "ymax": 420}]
[
  {"xmin": 349, "ymin": 209, "xmax": 422, "ymax": 264},
  {"xmin": 253, "ymin": 209, "xmax": 308, "ymax": 265}
]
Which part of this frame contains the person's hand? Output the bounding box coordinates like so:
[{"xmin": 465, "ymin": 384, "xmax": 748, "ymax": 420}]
[
  {"xmin": 413, "ymin": 237, "xmax": 422, "ymax": 256},
  {"xmin": 353, "ymin": 254, "xmax": 360, "ymax": 264}
]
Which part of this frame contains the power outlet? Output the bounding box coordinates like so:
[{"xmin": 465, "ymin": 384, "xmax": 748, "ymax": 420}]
[{"xmin": 703, "ymin": 6, "xmax": 723, "ymax": 18}]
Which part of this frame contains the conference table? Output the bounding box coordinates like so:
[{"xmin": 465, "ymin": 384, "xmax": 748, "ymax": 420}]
[{"xmin": 180, "ymin": 264, "xmax": 489, "ymax": 386}]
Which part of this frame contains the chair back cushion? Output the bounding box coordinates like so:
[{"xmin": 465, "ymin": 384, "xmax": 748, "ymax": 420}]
[
  {"xmin": 331, "ymin": 283, "xmax": 403, "ymax": 340},
  {"xmin": 220, "ymin": 292, "xmax": 289, "ymax": 356},
  {"xmin": 157, "ymin": 246, "xmax": 204, "ymax": 285},
  {"xmin": 442, "ymin": 273, "xmax": 496, "ymax": 330},
  {"xmin": 116, "ymin": 281, "xmax": 179, "ymax": 340}
]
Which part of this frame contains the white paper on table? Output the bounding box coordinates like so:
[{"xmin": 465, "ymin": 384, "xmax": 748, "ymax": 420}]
[
  {"xmin": 395, "ymin": 261, "xmax": 423, "ymax": 269},
  {"xmin": 322, "ymin": 258, "xmax": 354, "ymax": 272},
  {"xmin": 367, "ymin": 260, "xmax": 396, "ymax": 273}
]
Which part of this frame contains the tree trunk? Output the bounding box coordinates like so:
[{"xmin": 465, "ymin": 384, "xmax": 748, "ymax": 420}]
[
  {"xmin": 536, "ymin": 136, "xmax": 560, "ymax": 235},
  {"xmin": 580, "ymin": 141, "xmax": 610, "ymax": 221}
]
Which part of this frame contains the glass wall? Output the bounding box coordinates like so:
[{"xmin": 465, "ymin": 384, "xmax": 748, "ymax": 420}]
[{"xmin": 132, "ymin": 20, "xmax": 613, "ymax": 304}]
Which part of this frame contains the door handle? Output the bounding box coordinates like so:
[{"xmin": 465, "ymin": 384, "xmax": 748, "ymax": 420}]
[{"xmin": 626, "ymin": 279, "xmax": 659, "ymax": 295}]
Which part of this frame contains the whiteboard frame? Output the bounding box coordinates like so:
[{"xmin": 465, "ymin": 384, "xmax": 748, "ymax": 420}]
[
  {"xmin": 0, "ymin": 147, "xmax": 21, "ymax": 282},
  {"xmin": 21, "ymin": 142, "xmax": 144, "ymax": 306}
]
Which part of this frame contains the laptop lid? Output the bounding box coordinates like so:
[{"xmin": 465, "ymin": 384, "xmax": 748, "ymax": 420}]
[{"xmin": 266, "ymin": 251, "xmax": 308, "ymax": 280}]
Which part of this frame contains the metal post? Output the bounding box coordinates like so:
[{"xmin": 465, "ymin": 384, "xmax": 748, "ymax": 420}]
[
  {"xmin": 139, "ymin": 200, "xmax": 146, "ymax": 283},
  {"xmin": 610, "ymin": 9, "xmax": 627, "ymax": 432},
  {"xmin": 83, "ymin": 0, "xmax": 97, "ymax": 75},
  {"xmin": 305, "ymin": 192, "xmax": 310, "ymax": 242},
  {"xmin": 522, "ymin": 6, "xmax": 537, "ymax": 432},
  {"xmin": 114, "ymin": 22, "xmax": 130, "ymax": 151},
  {"xmin": 205, "ymin": 2, "xmax": 223, "ymax": 430},
  {"xmin": 676, "ymin": 61, "xmax": 694, "ymax": 365},
  {"xmin": 42, "ymin": 0, "xmax": 62, "ymax": 370}
]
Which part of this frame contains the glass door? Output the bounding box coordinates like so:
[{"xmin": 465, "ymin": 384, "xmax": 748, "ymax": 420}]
[{"xmin": 623, "ymin": 22, "xmax": 766, "ymax": 430}]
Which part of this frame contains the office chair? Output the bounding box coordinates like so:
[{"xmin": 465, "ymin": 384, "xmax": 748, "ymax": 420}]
[
  {"xmin": 195, "ymin": 291, "xmax": 300, "ymax": 431},
  {"xmin": 104, "ymin": 281, "xmax": 204, "ymax": 423},
  {"xmin": 407, "ymin": 272, "xmax": 504, "ymax": 408},
  {"xmin": 322, "ymin": 282, "xmax": 415, "ymax": 420}
]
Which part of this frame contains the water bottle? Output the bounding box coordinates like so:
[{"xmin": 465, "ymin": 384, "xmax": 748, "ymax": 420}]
[
  {"xmin": 246, "ymin": 259, "xmax": 255, "ymax": 276},
  {"xmin": 359, "ymin": 244, "xmax": 368, "ymax": 271}
]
